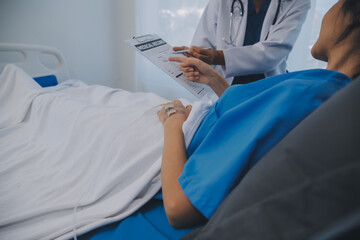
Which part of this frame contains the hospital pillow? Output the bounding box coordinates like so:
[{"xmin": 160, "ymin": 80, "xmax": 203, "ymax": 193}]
[{"xmin": 33, "ymin": 75, "xmax": 58, "ymax": 87}]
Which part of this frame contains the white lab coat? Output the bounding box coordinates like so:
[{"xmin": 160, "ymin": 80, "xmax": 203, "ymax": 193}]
[{"xmin": 192, "ymin": 0, "xmax": 311, "ymax": 82}]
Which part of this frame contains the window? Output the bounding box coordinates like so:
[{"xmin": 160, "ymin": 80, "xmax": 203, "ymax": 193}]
[
  {"xmin": 136, "ymin": 0, "xmax": 208, "ymax": 101},
  {"xmin": 136, "ymin": 0, "xmax": 337, "ymax": 100},
  {"xmin": 287, "ymin": 0, "xmax": 338, "ymax": 71}
]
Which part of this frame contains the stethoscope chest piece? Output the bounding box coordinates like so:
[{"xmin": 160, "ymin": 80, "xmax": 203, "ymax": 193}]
[{"xmin": 224, "ymin": 0, "xmax": 244, "ymax": 46}]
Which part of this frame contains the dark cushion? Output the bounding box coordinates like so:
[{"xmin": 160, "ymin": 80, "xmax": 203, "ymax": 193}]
[{"xmin": 182, "ymin": 76, "xmax": 360, "ymax": 240}]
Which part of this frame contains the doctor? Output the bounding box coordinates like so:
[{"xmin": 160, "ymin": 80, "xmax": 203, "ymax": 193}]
[{"xmin": 174, "ymin": 0, "xmax": 311, "ymax": 86}]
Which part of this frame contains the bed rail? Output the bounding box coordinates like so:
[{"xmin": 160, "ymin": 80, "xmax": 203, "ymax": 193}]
[{"xmin": 0, "ymin": 43, "xmax": 69, "ymax": 82}]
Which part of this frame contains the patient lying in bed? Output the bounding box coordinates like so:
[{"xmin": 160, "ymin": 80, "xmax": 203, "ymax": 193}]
[
  {"xmin": 0, "ymin": 1, "xmax": 359, "ymax": 239},
  {"xmin": 0, "ymin": 66, "xmax": 349, "ymax": 240}
]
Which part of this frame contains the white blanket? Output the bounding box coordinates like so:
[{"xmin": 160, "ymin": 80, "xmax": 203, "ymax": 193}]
[{"xmin": 0, "ymin": 65, "xmax": 211, "ymax": 240}]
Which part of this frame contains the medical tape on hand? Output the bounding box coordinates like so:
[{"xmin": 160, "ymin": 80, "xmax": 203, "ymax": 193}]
[
  {"xmin": 167, "ymin": 108, "xmax": 176, "ymax": 117},
  {"xmin": 164, "ymin": 104, "xmax": 175, "ymax": 111}
]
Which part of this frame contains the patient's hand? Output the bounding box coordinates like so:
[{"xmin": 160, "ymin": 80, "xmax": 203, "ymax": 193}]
[
  {"xmin": 157, "ymin": 100, "xmax": 192, "ymax": 127},
  {"xmin": 168, "ymin": 57, "xmax": 230, "ymax": 97},
  {"xmin": 158, "ymin": 99, "xmax": 205, "ymax": 229}
]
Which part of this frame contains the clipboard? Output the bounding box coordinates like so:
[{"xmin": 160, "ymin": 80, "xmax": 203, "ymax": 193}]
[{"xmin": 126, "ymin": 34, "xmax": 213, "ymax": 99}]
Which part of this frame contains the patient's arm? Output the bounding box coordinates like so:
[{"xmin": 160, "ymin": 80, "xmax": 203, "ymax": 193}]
[{"xmin": 158, "ymin": 100, "xmax": 206, "ymax": 229}]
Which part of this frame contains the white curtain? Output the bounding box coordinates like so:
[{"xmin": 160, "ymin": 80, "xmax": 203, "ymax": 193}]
[{"xmin": 136, "ymin": 0, "xmax": 337, "ymax": 101}]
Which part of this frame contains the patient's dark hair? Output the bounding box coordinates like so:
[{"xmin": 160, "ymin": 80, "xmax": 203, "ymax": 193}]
[{"xmin": 337, "ymin": 0, "xmax": 360, "ymax": 44}]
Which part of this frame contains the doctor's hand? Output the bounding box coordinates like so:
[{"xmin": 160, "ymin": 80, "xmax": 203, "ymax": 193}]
[
  {"xmin": 188, "ymin": 46, "xmax": 225, "ymax": 66},
  {"xmin": 172, "ymin": 46, "xmax": 191, "ymax": 57},
  {"xmin": 157, "ymin": 100, "xmax": 192, "ymax": 127},
  {"xmin": 168, "ymin": 57, "xmax": 229, "ymax": 97}
]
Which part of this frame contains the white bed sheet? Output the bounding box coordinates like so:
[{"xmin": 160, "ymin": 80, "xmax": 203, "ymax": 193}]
[{"xmin": 0, "ymin": 65, "xmax": 211, "ymax": 240}]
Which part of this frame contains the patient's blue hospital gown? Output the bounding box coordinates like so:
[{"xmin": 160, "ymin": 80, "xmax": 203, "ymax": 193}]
[{"xmin": 81, "ymin": 69, "xmax": 350, "ymax": 240}]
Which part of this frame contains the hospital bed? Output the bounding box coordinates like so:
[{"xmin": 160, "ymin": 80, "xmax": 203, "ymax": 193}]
[
  {"xmin": 0, "ymin": 42, "xmax": 208, "ymax": 240},
  {"xmin": 1, "ymin": 43, "xmax": 360, "ymax": 240},
  {"xmin": 0, "ymin": 43, "xmax": 172, "ymax": 240}
]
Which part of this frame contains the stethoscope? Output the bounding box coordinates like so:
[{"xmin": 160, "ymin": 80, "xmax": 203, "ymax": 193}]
[{"xmin": 224, "ymin": 0, "xmax": 282, "ymax": 46}]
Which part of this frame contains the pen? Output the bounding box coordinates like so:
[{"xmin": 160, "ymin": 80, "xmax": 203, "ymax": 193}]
[
  {"xmin": 172, "ymin": 48, "xmax": 212, "ymax": 54},
  {"xmin": 172, "ymin": 50, "xmax": 189, "ymax": 54}
]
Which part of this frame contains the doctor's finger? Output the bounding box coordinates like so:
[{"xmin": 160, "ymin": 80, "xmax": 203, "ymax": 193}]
[
  {"xmin": 189, "ymin": 46, "xmax": 209, "ymax": 55},
  {"xmin": 188, "ymin": 49, "xmax": 203, "ymax": 59},
  {"xmin": 173, "ymin": 46, "xmax": 189, "ymax": 51},
  {"xmin": 189, "ymin": 51, "xmax": 209, "ymax": 63},
  {"xmin": 189, "ymin": 46, "xmax": 205, "ymax": 52}
]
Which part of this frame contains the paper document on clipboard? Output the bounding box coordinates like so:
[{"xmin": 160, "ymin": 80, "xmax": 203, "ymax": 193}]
[{"xmin": 126, "ymin": 34, "xmax": 213, "ymax": 99}]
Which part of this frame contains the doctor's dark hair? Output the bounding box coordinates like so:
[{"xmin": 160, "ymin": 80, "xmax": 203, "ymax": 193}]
[{"xmin": 337, "ymin": 0, "xmax": 360, "ymax": 44}]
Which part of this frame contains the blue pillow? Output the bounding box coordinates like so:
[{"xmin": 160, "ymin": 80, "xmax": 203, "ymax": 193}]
[{"xmin": 33, "ymin": 75, "xmax": 58, "ymax": 87}]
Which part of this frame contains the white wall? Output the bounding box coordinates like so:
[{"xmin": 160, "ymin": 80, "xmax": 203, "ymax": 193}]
[{"xmin": 0, "ymin": 0, "xmax": 136, "ymax": 91}]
